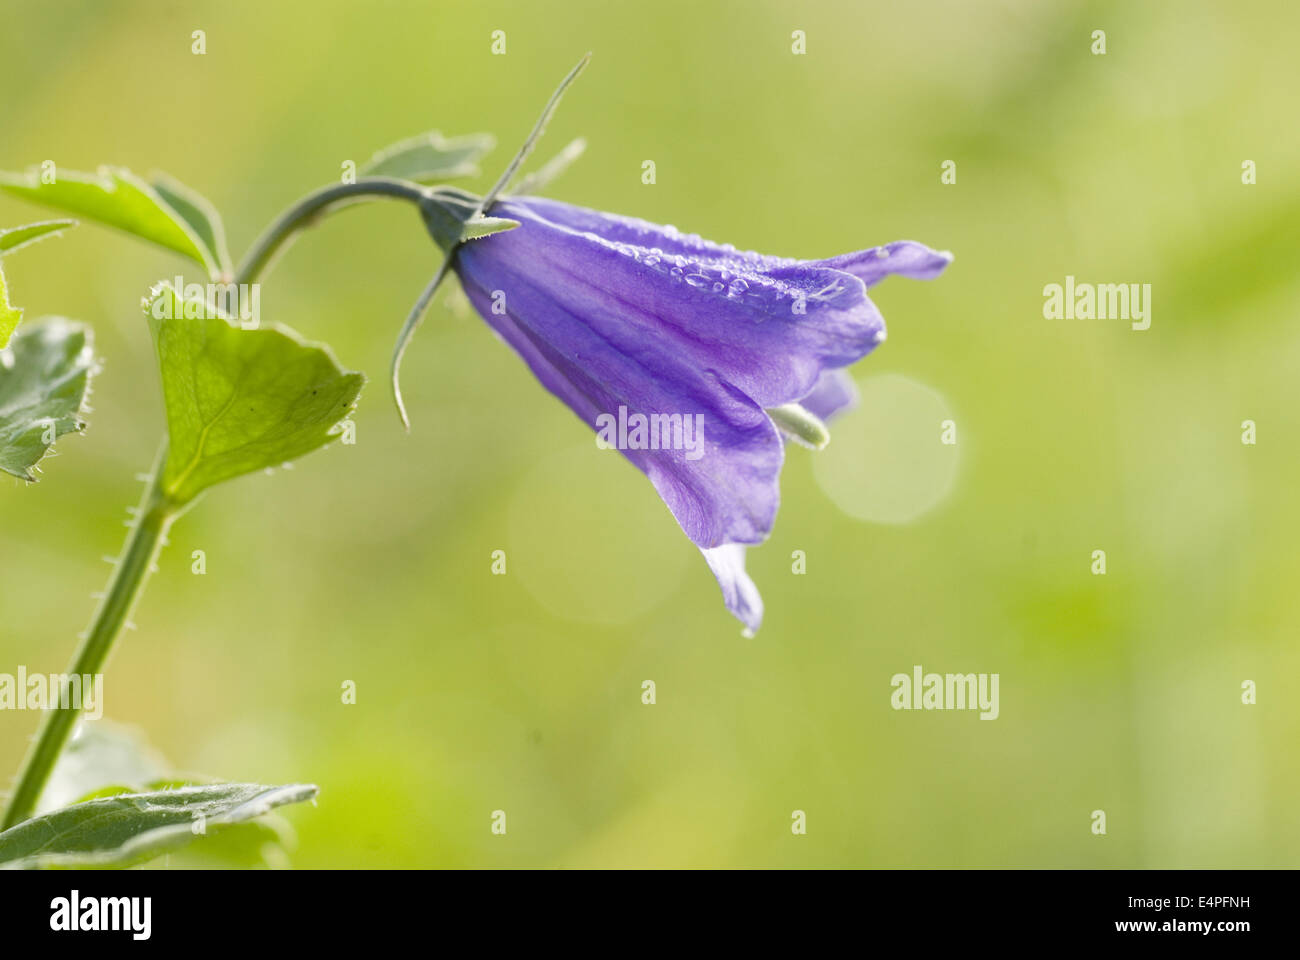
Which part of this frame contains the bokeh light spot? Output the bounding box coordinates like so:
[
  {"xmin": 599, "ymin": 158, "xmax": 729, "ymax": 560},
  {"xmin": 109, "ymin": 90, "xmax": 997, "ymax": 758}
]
[{"xmin": 812, "ymin": 373, "xmax": 959, "ymax": 524}]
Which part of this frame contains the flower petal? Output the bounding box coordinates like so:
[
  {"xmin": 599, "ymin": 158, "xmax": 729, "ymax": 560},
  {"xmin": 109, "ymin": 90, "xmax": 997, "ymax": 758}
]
[
  {"xmin": 498, "ymin": 196, "xmax": 798, "ymax": 272},
  {"xmin": 455, "ymin": 252, "xmax": 784, "ymax": 549},
  {"xmin": 487, "ymin": 197, "xmax": 886, "ymax": 409},
  {"xmin": 701, "ymin": 543, "xmax": 763, "ymax": 636},
  {"xmin": 797, "ymin": 368, "xmax": 859, "ymax": 422},
  {"xmin": 811, "ymin": 241, "xmax": 953, "ymax": 288}
]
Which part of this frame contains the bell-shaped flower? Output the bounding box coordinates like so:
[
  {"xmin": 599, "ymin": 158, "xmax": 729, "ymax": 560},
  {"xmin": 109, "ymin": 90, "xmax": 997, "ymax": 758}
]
[{"xmin": 444, "ymin": 195, "xmax": 950, "ymax": 634}]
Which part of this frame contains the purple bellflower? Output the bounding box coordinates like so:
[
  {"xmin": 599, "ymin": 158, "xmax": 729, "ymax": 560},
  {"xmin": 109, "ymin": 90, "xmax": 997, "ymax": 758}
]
[
  {"xmin": 391, "ymin": 55, "xmax": 952, "ymax": 635},
  {"xmin": 454, "ymin": 198, "xmax": 950, "ymax": 634}
]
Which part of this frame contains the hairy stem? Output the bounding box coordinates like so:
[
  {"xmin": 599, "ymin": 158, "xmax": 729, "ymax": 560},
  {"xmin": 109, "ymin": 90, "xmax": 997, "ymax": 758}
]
[
  {"xmin": 3, "ymin": 181, "xmax": 440, "ymax": 830},
  {"xmin": 2, "ymin": 444, "xmax": 177, "ymax": 829}
]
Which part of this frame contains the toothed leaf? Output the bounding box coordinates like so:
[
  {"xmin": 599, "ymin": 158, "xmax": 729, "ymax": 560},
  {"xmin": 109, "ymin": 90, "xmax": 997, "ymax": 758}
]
[
  {"xmin": 144, "ymin": 283, "xmax": 364, "ymax": 504},
  {"xmin": 0, "ymin": 318, "xmax": 94, "ymax": 480}
]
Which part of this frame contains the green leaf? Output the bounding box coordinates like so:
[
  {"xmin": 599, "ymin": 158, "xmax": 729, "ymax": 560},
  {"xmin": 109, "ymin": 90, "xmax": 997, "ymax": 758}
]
[
  {"xmin": 419, "ymin": 191, "xmax": 520, "ymax": 254},
  {"xmin": 37, "ymin": 722, "xmax": 169, "ymax": 815},
  {"xmin": 154, "ymin": 816, "xmax": 295, "ymax": 869},
  {"xmin": 0, "ymin": 220, "xmax": 78, "ymax": 347},
  {"xmin": 0, "ymin": 260, "xmax": 18, "ymax": 348},
  {"xmin": 0, "ymin": 318, "xmax": 94, "ymax": 480},
  {"xmin": 38, "ymin": 723, "xmax": 298, "ymax": 869},
  {"xmin": 361, "ymin": 130, "xmax": 495, "ymax": 183},
  {"xmin": 0, "ymin": 782, "xmax": 318, "ymax": 869},
  {"xmin": 150, "ymin": 173, "xmax": 232, "ymax": 277},
  {"xmin": 461, "ymin": 215, "xmax": 521, "ymax": 241},
  {"xmin": 0, "ymin": 166, "xmax": 218, "ymax": 276},
  {"xmin": 144, "ymin": 283, "xmax": 363, "ymax": 505},
  {"xmin": 0, "ymin": 219, "xmax": 76, "ymax": 257},
  {"xmin": 511, "ymin": 137, "xmax": 587, "ymax": 196}
]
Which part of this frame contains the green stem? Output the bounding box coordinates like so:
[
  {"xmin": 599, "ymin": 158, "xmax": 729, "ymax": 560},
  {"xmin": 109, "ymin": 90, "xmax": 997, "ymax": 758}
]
[
  {"xmin": 390, "ymin": 253, "xmax": 456, "ymax": 431},
  {"xmin": 3, "ymin": 180, "xmax": 436, "ymax": 829},
  {"xmin": 1, "ymin": 445, "xmax": 178, "ymax": 830},
  {"xmin": 233, "ymin": 178, "xmax": 429, "ymax": 286},
  {"xmin": 3, "ymin": 180, "xmax": 442, "ymax": 831}
]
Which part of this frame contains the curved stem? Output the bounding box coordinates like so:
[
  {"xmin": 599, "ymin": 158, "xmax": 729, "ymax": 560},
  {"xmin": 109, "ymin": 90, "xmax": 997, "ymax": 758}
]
[
  {"xmin": 2, "ymin": 444, "xmax": 178, "ymax": 830},
  {"xmin": 391, "ymin": 254, "xmax": 456, "ymax": 431},
  {"xmin": 3, "ymin": 180, "xmax": 440, "ymax": 831},
  {"xmin": 234, "ymin": 178, "xmax": 429, "ymax": 286}
]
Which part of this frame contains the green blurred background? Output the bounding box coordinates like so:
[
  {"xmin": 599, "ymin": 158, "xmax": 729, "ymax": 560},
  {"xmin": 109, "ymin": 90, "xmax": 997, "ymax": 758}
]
[{"xmin": 2, "ymin": 0, "xmax": 1297, "ymax": 867}]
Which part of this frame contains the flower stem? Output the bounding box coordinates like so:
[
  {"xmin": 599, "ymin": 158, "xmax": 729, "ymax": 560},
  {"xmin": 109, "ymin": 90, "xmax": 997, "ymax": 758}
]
[
  {"xmin": 234, "ymin": 178, "xmax": 429, "ymax": 286},
  {"xmin": 1, "ymin": 444, "xmax": 177, "ymax": 830},
  {"xmin": 3, "ymin": 180, "xmax": 438, "ymax": 831}
]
